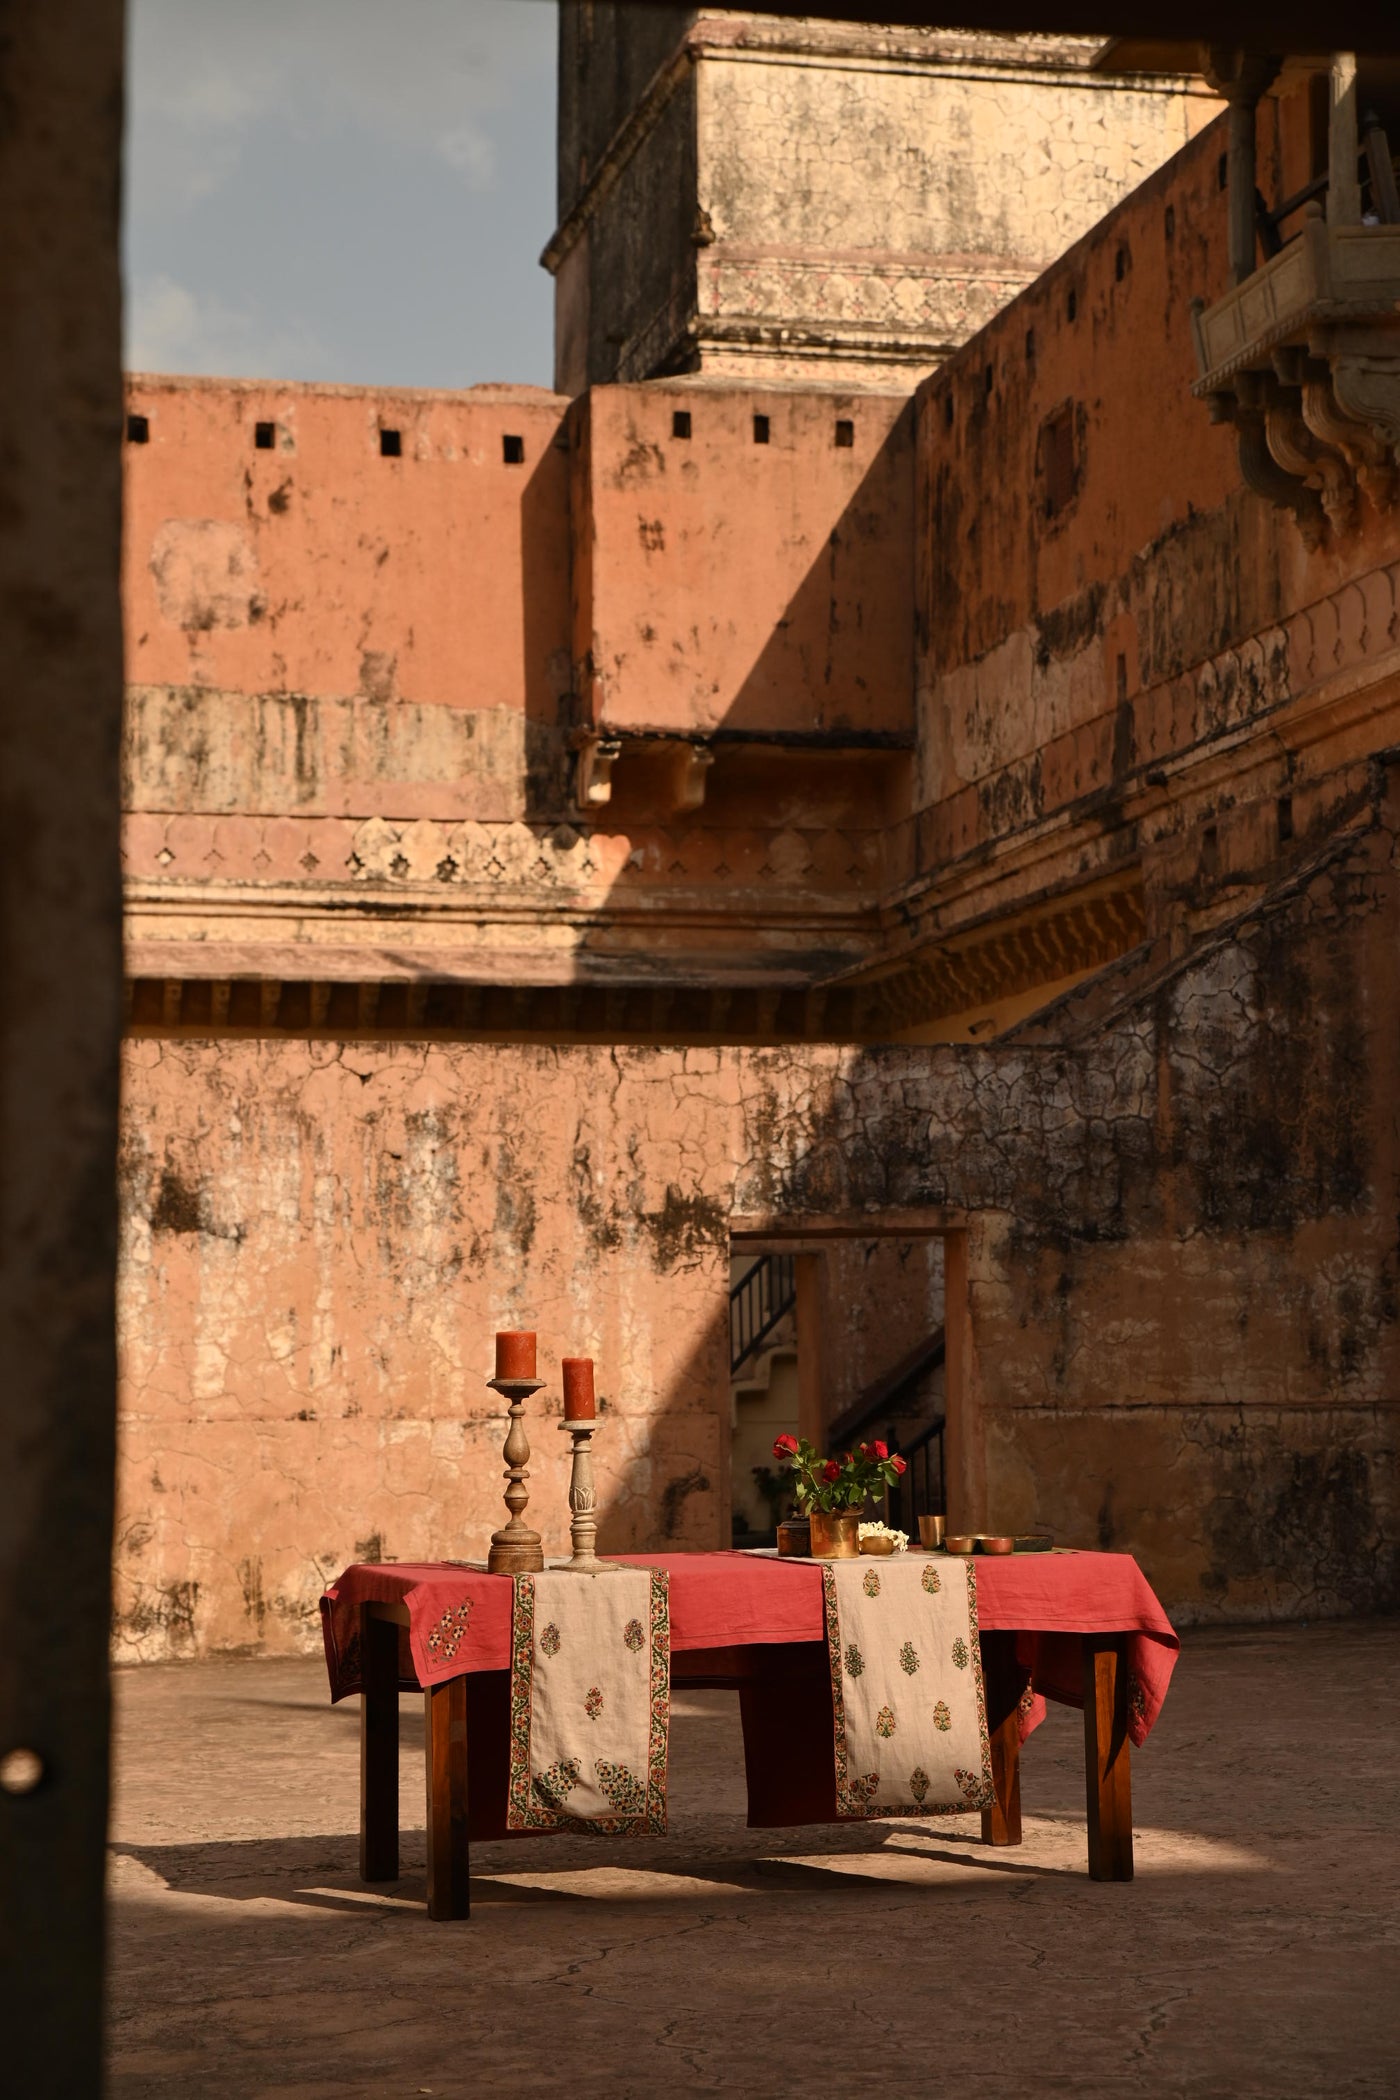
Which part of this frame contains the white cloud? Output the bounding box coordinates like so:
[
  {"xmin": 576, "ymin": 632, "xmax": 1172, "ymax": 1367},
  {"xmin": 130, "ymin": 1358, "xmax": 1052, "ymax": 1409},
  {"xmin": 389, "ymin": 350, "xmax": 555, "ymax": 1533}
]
[
  {"xmin": 127, "ymin": 273, "xmax": 332, "ymax": 381},
  {"xmin": 123, "ymin": 0, "xmax": 558, "ymax": 387},
  {"xmin": 128, "ymin": 0, "xmax": 554, "ymax": 211}
]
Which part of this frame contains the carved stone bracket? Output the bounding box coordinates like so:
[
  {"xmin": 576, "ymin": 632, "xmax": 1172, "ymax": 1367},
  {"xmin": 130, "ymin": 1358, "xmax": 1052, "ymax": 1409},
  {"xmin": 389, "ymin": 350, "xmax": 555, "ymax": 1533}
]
[
  {"xmin": 1191, "ymin": 193, "xmax": 1400, "ymax": 547},
  {"xmin": 572, "ymin": 730, "xmax": 715, "ymax": 815}
]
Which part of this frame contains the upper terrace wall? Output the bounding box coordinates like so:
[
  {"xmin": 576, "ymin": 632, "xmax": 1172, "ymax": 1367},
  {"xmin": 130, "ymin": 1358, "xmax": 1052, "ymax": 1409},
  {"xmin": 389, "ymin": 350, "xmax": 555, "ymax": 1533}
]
[
  {"xmin": 123, "ymin": 379, "xmax": 574, "ymax": 824},
  {"xmin": 572, "ymin": 382, "xmax": 914, "ymax": 740},
  {"xmin": 913, "ymin": 96, "xmax": 1400, "ymax": 878},
  {"xmin": 121, "ymin": 373, "xmax": 916, "ymax": 996}
]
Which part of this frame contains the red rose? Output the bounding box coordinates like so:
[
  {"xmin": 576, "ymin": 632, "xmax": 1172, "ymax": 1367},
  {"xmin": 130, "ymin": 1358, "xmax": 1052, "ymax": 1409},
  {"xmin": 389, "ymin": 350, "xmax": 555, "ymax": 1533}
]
[
  {"xmin": 871, "ymin": 1440, "xmax": 889, "ymax": 1461},
  {"xmin": 773, "ymin": 1433, "xmax": 799, "ymax": 1458},
  {"xmin": 822, "ymin": 1459, "xmax": 841, "ymax": 1483},
  {"xmin": 891, "ymin": 1454, "xmax": 907, "ymax": 1475}
]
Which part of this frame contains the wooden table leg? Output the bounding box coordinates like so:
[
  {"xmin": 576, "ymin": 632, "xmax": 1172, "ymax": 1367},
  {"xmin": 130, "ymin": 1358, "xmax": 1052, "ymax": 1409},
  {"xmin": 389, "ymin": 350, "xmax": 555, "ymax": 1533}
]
[
  {"xmin": 425, "ymin": 1676, "xmax": 470, "ymax": 1921},
  {"xmin": 360, "ymin": 1606, "xmax": 400, "ymax": 1882},
  {"xmin": 979, "ymin": 1630, "xmax": 1023, "ymax": 1847},
  {"xmin": 1083, "ymin": 1634, "xmax": 1133, "ymax": 1881}
]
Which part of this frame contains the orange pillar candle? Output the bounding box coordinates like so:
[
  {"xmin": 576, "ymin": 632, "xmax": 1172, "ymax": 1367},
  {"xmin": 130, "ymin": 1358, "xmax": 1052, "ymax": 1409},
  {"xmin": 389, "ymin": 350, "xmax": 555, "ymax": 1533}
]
[
  {"xmin": 561, "ymin": 1357, "xmax": 596, "ymax": 1420},
  {"xmin": 495, "ymin": 1330, "xmax": 537, "ymax": 1381}
]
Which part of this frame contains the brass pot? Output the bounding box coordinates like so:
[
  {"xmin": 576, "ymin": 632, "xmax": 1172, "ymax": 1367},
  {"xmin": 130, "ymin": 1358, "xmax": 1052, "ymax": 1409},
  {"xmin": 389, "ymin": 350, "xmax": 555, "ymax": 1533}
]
[{"xmin": 808, "ymin": 1507, "xmax": 864, "ymax": 1559}]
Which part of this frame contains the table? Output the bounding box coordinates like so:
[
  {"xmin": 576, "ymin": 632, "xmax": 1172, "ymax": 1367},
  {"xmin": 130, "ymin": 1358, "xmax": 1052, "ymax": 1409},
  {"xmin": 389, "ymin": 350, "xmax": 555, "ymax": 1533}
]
[{"xmin": 321, "ymin": 1549, "xmax": 1178, "ymax": 1921}]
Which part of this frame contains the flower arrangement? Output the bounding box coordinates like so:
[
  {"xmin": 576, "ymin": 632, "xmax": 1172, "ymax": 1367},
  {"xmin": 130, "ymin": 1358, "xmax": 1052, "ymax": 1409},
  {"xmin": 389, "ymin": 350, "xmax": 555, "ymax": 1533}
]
[
  {"xmin": 771, "ymin": 1434, "xmax": 907, "ymax": 1512},
  {"xmin": 859, "ymin": 1521, "xmax": 909, "ymax": 1552}
]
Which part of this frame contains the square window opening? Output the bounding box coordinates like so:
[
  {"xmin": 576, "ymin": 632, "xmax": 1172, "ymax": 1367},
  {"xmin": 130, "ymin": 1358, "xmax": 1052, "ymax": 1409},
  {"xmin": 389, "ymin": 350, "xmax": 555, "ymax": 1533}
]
[
  {"xmin": 254, "ymin": 421, "xmax": 276, "ymax": 450},
  {"xmin": 672, "ymin": 410, "xmax": 691, "ymax": 440},
  {"xmin": 126, "ymin": 413, "xmax": 149, "ymax": 445},
  {"xmin": 379, "ymin": 428, "xmax": 402, "ymax": 458},
  {"xmin": 753, "ymin": 414, "xmax": 770, "ymax": 445},
  {"xmin": 834, "ymin": 418, "xmax": 854, "ymax": 448}
]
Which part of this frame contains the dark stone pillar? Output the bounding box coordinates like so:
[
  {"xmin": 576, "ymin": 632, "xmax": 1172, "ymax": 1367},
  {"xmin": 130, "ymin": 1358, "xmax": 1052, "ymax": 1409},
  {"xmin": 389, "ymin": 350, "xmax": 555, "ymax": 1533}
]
[{"xmin": 0, "ymin": 2, "xmax": 126, "ymax": 2086}]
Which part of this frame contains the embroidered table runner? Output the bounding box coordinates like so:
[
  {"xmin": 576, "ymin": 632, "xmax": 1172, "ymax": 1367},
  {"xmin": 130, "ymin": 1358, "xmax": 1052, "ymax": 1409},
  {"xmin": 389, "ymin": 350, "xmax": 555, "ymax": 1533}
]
[
  {"xmin": 823, "ymin": 1556, "xmax": 993, "ymax": 1818},
  {"xmin": 507, "ymin": 1567, "xmax": 670, "ymax": 1834}
]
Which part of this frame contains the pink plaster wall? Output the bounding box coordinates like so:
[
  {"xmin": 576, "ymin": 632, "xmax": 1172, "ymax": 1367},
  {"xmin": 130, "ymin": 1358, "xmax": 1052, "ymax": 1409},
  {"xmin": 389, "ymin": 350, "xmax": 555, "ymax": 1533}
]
[
  {"xmin": 123, "ymin": 376, "xmax": 572, "ymax": 720},
  {"xmin": 572, "ymin": 383, "xmax": 915, "ymax": 739},
  {"xmin": 116, "ymin": 1038, "xmax": 742, "ymax": 1658},
  {"xmin": 913, "ymin": 92, "xmax": 1400, "ymax": 853}
]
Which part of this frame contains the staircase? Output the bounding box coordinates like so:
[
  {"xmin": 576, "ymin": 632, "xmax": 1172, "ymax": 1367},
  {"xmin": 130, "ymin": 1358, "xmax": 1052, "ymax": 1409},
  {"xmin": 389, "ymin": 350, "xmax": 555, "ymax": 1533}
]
[
  {"xmin": 730, "ymin": 1253, "xmax": 796, "ymax": 1376},
  {"xmin": 828, "ymin": 1327, "xmax": 946, "ymax": 1533}
]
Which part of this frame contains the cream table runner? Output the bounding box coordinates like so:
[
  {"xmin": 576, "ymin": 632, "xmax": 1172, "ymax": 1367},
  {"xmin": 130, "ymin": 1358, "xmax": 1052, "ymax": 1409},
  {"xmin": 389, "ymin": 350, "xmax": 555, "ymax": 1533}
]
[
  {"xmin": 823, "ymin": 1555, "xmax": 994, "ymax": 1818},
  {"xmin": 507, "ymin": 1567, "xmax": 670, "ymax": 1834}
]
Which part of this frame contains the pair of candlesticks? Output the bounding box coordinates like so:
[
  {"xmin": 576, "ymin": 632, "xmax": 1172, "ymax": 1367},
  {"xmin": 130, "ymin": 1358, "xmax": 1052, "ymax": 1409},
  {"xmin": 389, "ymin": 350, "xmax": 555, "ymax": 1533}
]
[{"xmin": 487, "ymin": 1330, "xmax": 616, "ymax": 1576}]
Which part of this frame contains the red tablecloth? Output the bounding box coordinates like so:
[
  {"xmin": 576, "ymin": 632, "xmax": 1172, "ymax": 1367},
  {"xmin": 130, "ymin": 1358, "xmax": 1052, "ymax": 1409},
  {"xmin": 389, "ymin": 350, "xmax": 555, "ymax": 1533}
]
[{"xmin": 321, "ymin": 1547, "xmax": 1178, "ymax": 1800}]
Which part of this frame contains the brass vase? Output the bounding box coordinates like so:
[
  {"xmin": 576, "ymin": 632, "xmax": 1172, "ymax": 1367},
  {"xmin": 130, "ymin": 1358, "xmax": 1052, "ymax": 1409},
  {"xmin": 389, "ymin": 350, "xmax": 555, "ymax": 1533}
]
[{"xmin": 808, "ymin": 1507, "xmax": 864, "ymax": 1558}]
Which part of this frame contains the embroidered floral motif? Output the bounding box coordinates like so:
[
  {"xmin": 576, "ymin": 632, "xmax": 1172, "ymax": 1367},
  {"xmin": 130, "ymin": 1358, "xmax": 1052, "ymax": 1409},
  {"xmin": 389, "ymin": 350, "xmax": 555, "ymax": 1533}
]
[
  {"xmin": 844, "ymin": 1641, "xmax": 865, "ymax": 1679},
  {"xmin": 584, "ymin": 1685, "xmax": 604, "ymax": 1721},
  {"xmin": 921, "ymin": 1563, "xmax": 942, "ymax": 1594},
  {"xmin": 875, "ymin": 1704, "xmax": 897, "ymax": 1738},
  {"xmin": 956, "ymin": 1764, "xmax": 995, "ymax": 1809},
  {"xmin": 862, "ymin": 1567, "xmax": 882, "ymax": 1598},
  {"xmin": 594, "ymin": 1760, "xmax": 647, "ymax": 1814},
  {"xmin": 507, "ymin": 1569, "xmax": 672, "ymax": 1836},
  {"xmin": 951, "ymin": 1635, "xmax": 969, "ymax": 1670},
  {"xmin": 540, "ymin": 1621, "xmax": 561, "ymax": 1658},
  {"xmin": 1128, "ymin": 1671, "xmax": 1148, "ymax": 1730},
  {"xmin": 847, "ymin": 1771, "xmax": 880, "ymax": 1810},
  {"xmin": 821, "ymin": 1554, "xmax": 995, "ymax": 1824},
  {"xmin": 899, "ymin": 1640, "xmax": 920, "ymax": 1675},
  {"xmin": 1017, "ymin": 1682, "xmax": 1036, "ymax": 1719},
  {"xmin": 533, "ymin": 1757, "xmax": 581, "ymax": 1809},
  {"xmin": 623, "ymin": 1618, "xmax": 645, "ymax": 1652},
  {"xmin": 426, "ymin": 1600, "xmax": 474, "ymax": 1662}
]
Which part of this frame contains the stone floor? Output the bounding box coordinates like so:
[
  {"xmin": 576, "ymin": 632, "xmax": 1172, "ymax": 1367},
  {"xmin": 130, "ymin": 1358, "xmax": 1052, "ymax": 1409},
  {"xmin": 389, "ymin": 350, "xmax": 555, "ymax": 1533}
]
[{"xmin": 109, "ymin": 1620, "xmax": 1400, "ymax": 2098}]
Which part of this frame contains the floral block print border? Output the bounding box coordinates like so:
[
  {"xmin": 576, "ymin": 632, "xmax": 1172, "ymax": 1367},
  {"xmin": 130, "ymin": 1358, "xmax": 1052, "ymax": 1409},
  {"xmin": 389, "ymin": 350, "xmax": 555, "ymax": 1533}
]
[
  {"xmin": 506, "ymin": 1568, "xmax": 670, "ymax": 1836},
  {"xmin": 822, "ymin": 1560, "xmax": 994, "ymax": 1821}
]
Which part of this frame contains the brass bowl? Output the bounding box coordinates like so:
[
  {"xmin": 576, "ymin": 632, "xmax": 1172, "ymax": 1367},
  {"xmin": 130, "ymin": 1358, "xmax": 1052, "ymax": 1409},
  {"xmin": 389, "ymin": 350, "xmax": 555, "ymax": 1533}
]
[
  {"xmin": 859, "ymin": 1533, "xmax": 897, "ymax": 1557},
  {"xmin": 917, "ymin": 1514, "xmax": 946, "ymax": 1548},
  {"xmin": 943, "ymin": 1533, "xmax": 975, "ymax": 1554},
  {"xmin": 976, "ymin": 1534, "xmax": 1015, "ymax": 1555}
]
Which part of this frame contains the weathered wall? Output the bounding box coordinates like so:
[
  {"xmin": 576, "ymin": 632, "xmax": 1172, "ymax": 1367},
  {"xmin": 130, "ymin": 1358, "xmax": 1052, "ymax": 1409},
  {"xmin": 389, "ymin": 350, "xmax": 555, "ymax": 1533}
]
[
  {"xmin": 550, "ymin": 10, "xmax": 1219, "ymax": 386},
  {"xmin": 737, "ymin": 806, "xmax": 1400, "ymax": 1623},
  {"xmin": 116, "ymin": 1040, "xmax": 743, "ymax": 1658},
  {"xmin": 123, "ymin": 376, "xmax": 574, "ymax": 825},
  {"xmin": 116, "ymin": 799, "xmax": 1400, "ymax": 1654},
  {"xmin": 121, "ymin": 373, "xmax": 915, "ymax": 998},
  {"xmin": 573, "ymin": 382, "xmax": 914, "ymax": 738},
  {"xmin": 913, "ymin": 93, "xmax": 1400, "ymax": 878},
  {"xmin": 694, "ymin": 24, "xmax": 1217, "ymax": 381}
]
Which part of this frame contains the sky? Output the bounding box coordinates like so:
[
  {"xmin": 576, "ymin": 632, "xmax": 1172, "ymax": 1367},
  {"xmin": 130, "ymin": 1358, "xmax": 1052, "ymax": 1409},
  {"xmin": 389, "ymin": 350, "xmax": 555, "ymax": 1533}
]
[{"xmin": 123, "ymin": 0, "xmax": 559, "ymax": 390}]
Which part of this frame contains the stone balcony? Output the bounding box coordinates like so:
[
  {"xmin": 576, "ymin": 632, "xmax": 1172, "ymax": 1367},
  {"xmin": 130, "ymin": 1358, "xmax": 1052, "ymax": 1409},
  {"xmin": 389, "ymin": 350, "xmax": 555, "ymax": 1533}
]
[{"xmin": 1192, "ymin": 198, "xmax": 1400, "ymax": 547}]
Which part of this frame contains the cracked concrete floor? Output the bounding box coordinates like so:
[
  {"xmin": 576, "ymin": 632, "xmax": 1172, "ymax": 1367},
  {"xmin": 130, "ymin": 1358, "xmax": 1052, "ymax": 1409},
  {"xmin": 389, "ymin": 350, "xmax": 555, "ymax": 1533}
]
[{"xmin": 109, "ymin": 1620, "xmax": 1400, "ymax": 2098}]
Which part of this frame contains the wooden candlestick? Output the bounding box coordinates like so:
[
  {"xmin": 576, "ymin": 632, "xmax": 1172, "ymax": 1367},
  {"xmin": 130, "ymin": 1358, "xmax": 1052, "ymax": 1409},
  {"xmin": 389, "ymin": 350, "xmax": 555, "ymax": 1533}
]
[
  {"xmin": 558, "ymin": 1419, "xmax": 622, "ymax": 1572},
  {"xmin": 486, "ymin": 1375, "xmax": 545, "ymax": 1575}
]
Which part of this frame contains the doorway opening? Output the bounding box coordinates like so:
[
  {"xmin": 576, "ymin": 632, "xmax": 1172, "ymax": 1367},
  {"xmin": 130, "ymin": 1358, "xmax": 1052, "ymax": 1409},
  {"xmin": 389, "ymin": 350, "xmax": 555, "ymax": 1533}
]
[{"xmin": 727, "ymin": 1219, "xmax": 954, "ymax": 1548}]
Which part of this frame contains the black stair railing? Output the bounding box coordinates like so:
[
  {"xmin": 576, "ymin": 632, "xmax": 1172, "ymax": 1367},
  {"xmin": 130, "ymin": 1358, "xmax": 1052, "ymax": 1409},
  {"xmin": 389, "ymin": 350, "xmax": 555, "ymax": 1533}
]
[
  {"xmin": 884, "ymin": 1415, "xmax": 946, "ymax": 1534},
  {"xmin": 827, "ymin": 1327, "xmax": 944, "ymax": 1447},
  {"xmin": 730, "ymin": 1253, "xmax": 796, "ymax": 1376}
]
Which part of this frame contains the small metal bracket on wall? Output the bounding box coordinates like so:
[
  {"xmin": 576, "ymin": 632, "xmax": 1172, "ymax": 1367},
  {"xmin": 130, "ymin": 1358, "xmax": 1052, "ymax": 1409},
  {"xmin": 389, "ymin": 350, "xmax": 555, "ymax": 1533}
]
[{"xmin": 573, "ymin": 730, "xmax": 623, "ymax": 811}]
